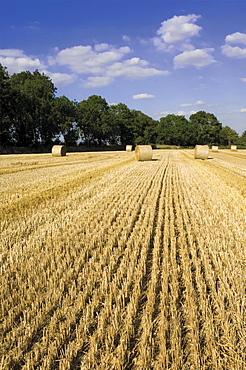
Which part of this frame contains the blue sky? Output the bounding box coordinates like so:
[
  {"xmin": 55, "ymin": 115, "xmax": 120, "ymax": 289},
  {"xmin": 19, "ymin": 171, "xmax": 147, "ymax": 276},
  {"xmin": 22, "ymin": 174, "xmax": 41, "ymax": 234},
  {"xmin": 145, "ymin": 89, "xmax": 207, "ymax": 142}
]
[{"xmin": 1, "ymin": 0, "xmax": 246, "ymax": 134}]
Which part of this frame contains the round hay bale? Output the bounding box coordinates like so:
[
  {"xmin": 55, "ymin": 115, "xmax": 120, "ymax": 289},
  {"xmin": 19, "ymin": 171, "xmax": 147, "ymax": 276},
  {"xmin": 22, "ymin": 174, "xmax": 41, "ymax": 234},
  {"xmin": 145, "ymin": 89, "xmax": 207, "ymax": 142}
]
[
  {"xmin": 231, "ymin": 145, "xmax": 237, "ymax": 151},
  {"xmin": 126, "ymin": 145, "xmax": 133, "ymax": 152},
  {"xmin": 211, "ymin": 145, "xmax": 219, "ymax": 152},
  {"xmin": 194, "ymin": 145, "xmax": 209, "ymax": 160},
  {"xmin": 52, "ymin": 145, "xmax": 67, "ymax": 157},
  {"xmin": 135, "ymin": 145, "xmax": 153, "ymax": 161}
]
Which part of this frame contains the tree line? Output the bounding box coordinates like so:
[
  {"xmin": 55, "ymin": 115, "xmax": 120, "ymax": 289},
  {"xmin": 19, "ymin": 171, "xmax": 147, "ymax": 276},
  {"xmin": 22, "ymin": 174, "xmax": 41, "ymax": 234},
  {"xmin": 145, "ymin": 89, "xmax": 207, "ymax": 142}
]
[{"xmin": 1, "ymin": 64, "xmax": 245, "ymax": 149}]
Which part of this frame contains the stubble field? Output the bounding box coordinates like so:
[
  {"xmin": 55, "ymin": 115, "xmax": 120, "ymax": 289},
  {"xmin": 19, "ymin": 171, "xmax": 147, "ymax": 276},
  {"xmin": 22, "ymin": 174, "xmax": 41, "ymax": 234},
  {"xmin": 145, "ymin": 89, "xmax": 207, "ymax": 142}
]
[{"xmin": 0, "ymin": 149, "xmax": 245, "ymax": 369}]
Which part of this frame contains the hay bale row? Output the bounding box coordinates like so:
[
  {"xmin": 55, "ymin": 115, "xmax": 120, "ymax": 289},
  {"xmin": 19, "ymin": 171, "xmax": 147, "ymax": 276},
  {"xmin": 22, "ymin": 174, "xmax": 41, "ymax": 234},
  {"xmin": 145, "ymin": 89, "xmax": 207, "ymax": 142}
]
[
  {"xmin": 52, "ymin": 145, "xmax": 67, "ymax": 157},
  {"xmin": 135, "ymin": 145, "xmax": 153, "ymax": 161},
  {"xmin": 194, "ymin": 145, "xmax": 209, "ymax": 160}
]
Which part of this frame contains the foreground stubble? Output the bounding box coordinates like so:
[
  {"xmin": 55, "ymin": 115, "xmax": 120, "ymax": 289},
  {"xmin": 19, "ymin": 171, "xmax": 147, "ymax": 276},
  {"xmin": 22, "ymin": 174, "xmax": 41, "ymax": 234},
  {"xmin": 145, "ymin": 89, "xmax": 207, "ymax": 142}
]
[{"xmin": 0, "ymin": 150, "xmax": 245, "ymax": 369}]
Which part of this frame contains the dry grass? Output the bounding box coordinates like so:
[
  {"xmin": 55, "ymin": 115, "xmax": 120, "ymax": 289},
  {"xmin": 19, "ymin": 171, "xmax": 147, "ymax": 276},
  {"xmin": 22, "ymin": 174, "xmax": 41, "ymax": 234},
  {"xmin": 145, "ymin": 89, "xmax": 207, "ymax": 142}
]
[{"xmin": 0, "ymin": 149, "xmax": 245, "ymax": 369}]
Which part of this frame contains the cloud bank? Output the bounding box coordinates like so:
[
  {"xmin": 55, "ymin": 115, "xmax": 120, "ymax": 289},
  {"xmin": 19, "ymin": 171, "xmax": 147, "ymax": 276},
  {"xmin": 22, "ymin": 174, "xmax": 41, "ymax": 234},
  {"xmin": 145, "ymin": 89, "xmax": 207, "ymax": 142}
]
[{"xmin": 48, "ymin": 44, "xmax": 169, "ymax": 86}]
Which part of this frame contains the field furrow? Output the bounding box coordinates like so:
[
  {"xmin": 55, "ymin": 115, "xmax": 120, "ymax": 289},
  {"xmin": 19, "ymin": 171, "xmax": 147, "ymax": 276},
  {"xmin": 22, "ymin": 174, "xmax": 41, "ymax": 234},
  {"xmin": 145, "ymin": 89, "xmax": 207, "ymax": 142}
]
[{"xmin": 0, "ymin": 149, "xmax": 245, "ymax": 369}]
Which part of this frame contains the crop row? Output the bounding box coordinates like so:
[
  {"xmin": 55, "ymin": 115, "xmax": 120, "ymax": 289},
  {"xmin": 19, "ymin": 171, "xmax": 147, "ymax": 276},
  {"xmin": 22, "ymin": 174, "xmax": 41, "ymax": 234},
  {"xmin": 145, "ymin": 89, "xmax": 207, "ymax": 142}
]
[{"xmin": 0, "ymin": 150, "xmax": 245, "ymax": 369}]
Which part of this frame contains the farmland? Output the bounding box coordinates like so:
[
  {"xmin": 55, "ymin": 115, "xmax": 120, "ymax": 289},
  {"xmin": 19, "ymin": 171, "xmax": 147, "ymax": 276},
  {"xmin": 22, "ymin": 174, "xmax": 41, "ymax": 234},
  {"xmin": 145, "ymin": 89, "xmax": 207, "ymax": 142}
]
[{"xmin": 0, "ymin": 149, "xmax": 245, "ymax": 369}]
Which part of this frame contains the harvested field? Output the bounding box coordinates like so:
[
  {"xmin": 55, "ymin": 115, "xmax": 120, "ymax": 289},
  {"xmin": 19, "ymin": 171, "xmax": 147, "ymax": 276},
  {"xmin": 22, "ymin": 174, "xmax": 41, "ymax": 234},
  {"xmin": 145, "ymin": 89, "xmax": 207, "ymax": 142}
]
[{"xmin": 0, "ymin": 149, "xmax": 245, "ymax": 369}]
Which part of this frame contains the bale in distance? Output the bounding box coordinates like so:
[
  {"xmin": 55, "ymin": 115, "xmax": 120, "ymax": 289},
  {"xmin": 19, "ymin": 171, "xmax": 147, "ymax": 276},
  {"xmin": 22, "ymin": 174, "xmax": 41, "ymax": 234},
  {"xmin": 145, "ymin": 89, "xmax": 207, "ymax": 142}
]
[
  {"xmin": 126, "ymin": 145, "xmax": 133, "ymax": 152},
  {"xmin": 231, "ymin": 145, "xmax": 237, "ymax": 151},
  {"xmin": 211, "ymin": 145, "xmax": 219, "ymax": 152},
  {"xmin": 194, "ymin": 145, "xmax": 209, "ymax": 160},
  {"xmin": 135, "ymin": 145, "xmax": 153, "ymax": 161},
  {"xmin": 52, "ymin": 145, "xmax": 67, "ymax": 157}
]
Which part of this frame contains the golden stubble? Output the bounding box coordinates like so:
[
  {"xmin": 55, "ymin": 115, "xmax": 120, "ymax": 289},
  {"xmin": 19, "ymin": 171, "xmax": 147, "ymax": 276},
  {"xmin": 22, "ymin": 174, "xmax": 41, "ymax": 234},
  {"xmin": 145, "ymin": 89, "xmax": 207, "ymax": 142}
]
[{"xmin": 0, "ymin": 149, "xmax": 245, "ymax": 369}]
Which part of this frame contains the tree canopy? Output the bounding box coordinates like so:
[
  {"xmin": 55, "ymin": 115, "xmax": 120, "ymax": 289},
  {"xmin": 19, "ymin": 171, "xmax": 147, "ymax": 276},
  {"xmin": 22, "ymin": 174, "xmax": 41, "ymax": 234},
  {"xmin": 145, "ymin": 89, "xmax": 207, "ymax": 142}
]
[
  {"xmin": 189, "ymin": 111, "xmax": 222, "ymax": 145},
  {"xmin": 0, "ymin": 65, "xmax": 15, "ymax": 145},
  {"xmin": 156, "ymin": 114, "xmax": 194, "ymax": 146},
  {"xmin": 219, "ymin": 126, "xmax": 239, "ymax": 146},
  {"xmin": 7, "ymin": 69, "xmax": 56, "ymax": 146}
]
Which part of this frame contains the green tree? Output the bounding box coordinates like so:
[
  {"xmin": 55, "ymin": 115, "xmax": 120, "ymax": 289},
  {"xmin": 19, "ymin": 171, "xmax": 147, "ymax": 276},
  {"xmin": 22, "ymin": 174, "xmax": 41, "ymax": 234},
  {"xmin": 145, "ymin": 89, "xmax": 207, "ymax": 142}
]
[
  {"xmin": 131, "ymin": 110, "xmax": 158, "ymax": 145},
  {"xmin": 77, "ymin": 95, "xmax": 110, "ymax": 146},
  {"xmin": 175, "ymin": 115, "xmax": 195, "ymax": 146},
  {"xmin": 157, "ymin": 115, "xmax": 175, "ymax": 145},
  {"xmin": 109, "ymin": 103, "xmax": 134, "ymax": 145},
  {"xmin": 52, "ymin": 96, "xmax": 78, "ymax": 146},
  {"xmin": 156, "ymin": 114, "xmax": 193, "ymax": 146},
  {"xmin": 10, "ymin": 69, "xmax": 56, "ymax": 146},
  {"xmin": 219, "ymin": 126, "xmax": 239, "ymax": 146},
  {"xmin": 0, "ymin": 64, "xmax": 15, "ymax": 146},
  {"xmin": 189, "ymin": 111, "xmax": 222, "ymax": 146},
  {"xmin": 143, "ymin": 118, "xmax": 158, "ymax": 144},
  {"xmin": 239, "ymin": 130, "xmax": 246, "ymax": 146}
]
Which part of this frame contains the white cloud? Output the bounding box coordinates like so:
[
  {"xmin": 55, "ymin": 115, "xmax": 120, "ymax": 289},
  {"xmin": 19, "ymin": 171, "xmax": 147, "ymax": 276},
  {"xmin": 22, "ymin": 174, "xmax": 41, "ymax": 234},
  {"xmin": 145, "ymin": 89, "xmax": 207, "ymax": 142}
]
[
  {"xmin": 225, "ymin": 32, "xmax": 246, "ymax": 45},
  {"xmin": 42, "ymin": 70, "xmax": 77, "ymax": 86},
  {"xmin": 107, "ymin": 58, "xmax": 169, "ymax": 78},
  {"xmin": 154, "ymin": 14, "xmax": 202, "ymax": 52},
  {"xmin": 221, "ymin": 44, "xmax": 246, "ymax": 58},
  {"xmin": 195, "ymin": 100, "xmax": 205, "ymax": 105},
  {"xmin": 132, "ymin": 93, "xmax": 155, "ymax": 100},
  {"xmin": 50, "ymin": 45, "xmax": 131, "ymax": 74},
  {"xmin": 181, "ymin": 100, "xmax": 205, "ymax": 107},
  {"xmin": 174, "ymin": 48, "xmax": 216, "ymax": 69},
  {"xmin": 157, "ymin": 14, "xmax": 201, "ymax": 43},
  {"xmin": 221, "ymin": 32, "xmax": 246, "ymax": 58},
  {"xmin": 83, "ymin": 76, "xmax": 114, "ymax": 88},
  {"xmin": 0, "ymin": 48, "xmax": 25, "ymax": 57},
  {"xmin": 0, "ymin": 49, "xmax": 46, "ymax": 74},
  {"xmin": 181, "ymin": 101, "xmax": 221, "ymax": 110},
  {"xmin": 241, "ymin": 78, "xmax": 246, "ymax": 82}
]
